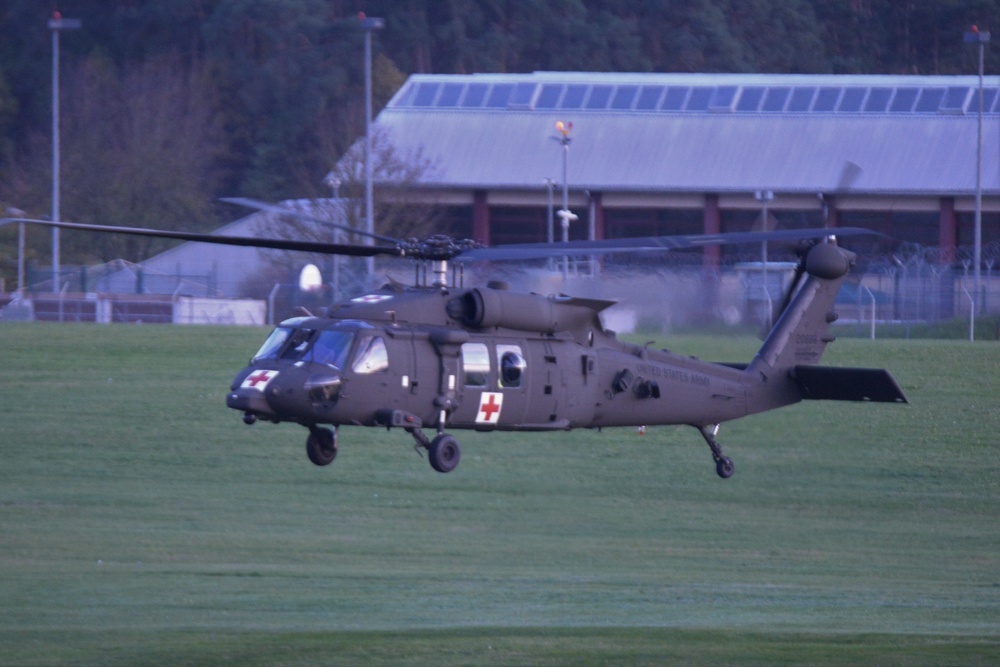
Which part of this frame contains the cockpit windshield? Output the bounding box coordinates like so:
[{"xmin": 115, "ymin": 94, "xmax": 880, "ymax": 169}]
[
  {"xmin": 305, "ymin": 330, "xmax": 354, "ymax": 369},
  {"xmin": 251, "ymin": 325, "xmax": 355, "ymax": 369},
  {"xmin": 252, "ymin": 326, "xmax": 292, "ymax": 361}
]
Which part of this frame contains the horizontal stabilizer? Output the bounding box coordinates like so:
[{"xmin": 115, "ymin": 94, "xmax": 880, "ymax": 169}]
[{"xmin": 793, "ymin": 365, "xmax": 908, "ymax": 403}]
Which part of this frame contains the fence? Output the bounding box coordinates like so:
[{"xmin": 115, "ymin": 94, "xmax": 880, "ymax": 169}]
[{"xmin": 5, "ymin": 255, "xmax": 998, "ymax": 334}]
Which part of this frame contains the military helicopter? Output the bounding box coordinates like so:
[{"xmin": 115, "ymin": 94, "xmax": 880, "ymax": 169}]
[{"xmin": 6, "ymin": 204, "xmax": 906, "ymax": 478}]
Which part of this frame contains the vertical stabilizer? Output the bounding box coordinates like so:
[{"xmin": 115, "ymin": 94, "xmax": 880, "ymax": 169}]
[{"xmin": 746, "ymin": 241, "xmax": 854, "ymax": 388}]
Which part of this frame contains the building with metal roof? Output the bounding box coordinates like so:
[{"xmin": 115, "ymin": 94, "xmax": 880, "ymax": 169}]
[
  {"xmin": 375, "ymin": 71, "xmax": 1000, "ymax": 264},
  {"xmin": 64, "ymin": 71, "xmax": 1000, "ymax": 306}
]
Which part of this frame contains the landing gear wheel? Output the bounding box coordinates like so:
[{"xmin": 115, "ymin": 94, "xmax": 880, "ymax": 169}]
[
  {"xmin": 715, "ymin": 456, "xmax": 735, "ymax": 479},
  {"xmin": 428, "ymin": 433, "xmax": 461, "ymax": 473},
  {"xmin": 697, "ymin": 424, "xmax": 735, "ymax": 480},
  {"xmin": 306, "ymin": 427, "xmax": 338, "ymax": 466}
]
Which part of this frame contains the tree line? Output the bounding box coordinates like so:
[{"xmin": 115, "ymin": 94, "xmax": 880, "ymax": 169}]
[{"xmin": 1, "ymin": 0, "xmax": 1000, "ymax": 278}]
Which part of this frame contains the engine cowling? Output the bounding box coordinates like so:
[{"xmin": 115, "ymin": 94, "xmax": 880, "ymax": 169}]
[{"xmin": 447, "ymin": 287, "xmax": 599, "ymax": 334}]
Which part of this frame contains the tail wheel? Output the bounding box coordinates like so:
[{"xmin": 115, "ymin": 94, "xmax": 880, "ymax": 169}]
[
  {"xmin": 715, "ymin": 456, "xmax": 735, "ymax": 479},
  {"xmin": 306, "ymin": 427, "xmax": 338, "ymax": 466},
  {"xmin": 428, "ymin": 434, "xmax": 461, "ymax": 473}
]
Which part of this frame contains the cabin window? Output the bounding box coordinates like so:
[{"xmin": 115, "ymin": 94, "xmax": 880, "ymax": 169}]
[
  {"xmin": 461, "ymin": 343, "xmax": 490, "ymax": 387},
  {"xmin": 352, "ymin": 336, "xmax": 389, "ymax": 374},
  {"xmin": 497, "ymin": 344, "xmax": 526, "ymax": 388}
]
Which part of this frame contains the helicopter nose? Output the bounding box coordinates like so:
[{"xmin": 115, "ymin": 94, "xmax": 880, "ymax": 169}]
[
  {"xmin": 227, "ymin": 366, "xmax": 277, "ymax": 417},
  {"xmin": 261, "ymin": 367, "xmax": 343, "ymax": 420}
]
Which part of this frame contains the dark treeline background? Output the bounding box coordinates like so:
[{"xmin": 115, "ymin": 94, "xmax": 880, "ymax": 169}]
[{"xmin": 2, "ymin": 0, "xmax": 1000, "ymax": 270}]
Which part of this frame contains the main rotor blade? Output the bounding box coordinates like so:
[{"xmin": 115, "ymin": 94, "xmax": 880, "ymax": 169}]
[
  {"xmin": 456, "ymin": 227, "xmax": 885, "ymax": 262},
  {"xmin": 2, "ymin": 218, "xmax": 399, "ymax": 258},
  {"xmin": 221, "ymin": 197, "xmax": 401, "ymax": 245}
]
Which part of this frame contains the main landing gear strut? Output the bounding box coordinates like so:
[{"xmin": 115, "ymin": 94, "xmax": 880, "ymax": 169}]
[{"xmin": 698, "ymin": 424, "xmax": 735, "ymax": 479}]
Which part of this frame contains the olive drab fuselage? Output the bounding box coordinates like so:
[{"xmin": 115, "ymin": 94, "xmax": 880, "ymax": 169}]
[{"xmin": 227, "ymin": 285, "xmax": 749, "ymax": 434}]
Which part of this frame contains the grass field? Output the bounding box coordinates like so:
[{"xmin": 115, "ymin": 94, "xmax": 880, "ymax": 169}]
[{"xmin": 1, "ymin": 322, "xmax": 999, "ymax": 665}]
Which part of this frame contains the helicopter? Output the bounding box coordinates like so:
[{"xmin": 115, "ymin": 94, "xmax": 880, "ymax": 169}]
[{"xmin": 5, "ymin": 203, "xmax": 906, "ymax": 478}]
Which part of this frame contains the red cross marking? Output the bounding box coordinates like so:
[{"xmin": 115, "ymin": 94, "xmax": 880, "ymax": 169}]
[
  {"xmin": 477, "ymin": 393, "xmax": 503, "ymax": 423},
  {"xmin": 244, "ymin": 370, "xmax": 276, "ymax": 388}
]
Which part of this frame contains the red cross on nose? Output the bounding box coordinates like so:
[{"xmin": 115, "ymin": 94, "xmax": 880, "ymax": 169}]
[{"xmin": 244, "ymin": 370, "xmax": 276, "ymax": 388}]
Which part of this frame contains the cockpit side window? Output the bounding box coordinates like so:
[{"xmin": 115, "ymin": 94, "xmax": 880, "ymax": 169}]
[
  {"xmin": 252, "ymin": 327, "xmax": 292, "ymax": 361},
  {"xmin": 308, "ymin": 330, "xmax": 354, "ymax": 369},
  {"xmin": 352, "ymin": 336, "xmax": 389, "ymax": 374}
]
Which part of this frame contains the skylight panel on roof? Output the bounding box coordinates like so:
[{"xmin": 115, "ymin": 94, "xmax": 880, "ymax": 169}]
[
  {"xmin": 761, "ymin": 87, "xmax": 790, "ymax": 112},
  {"xmin": 968, "ymin": 88, "xmax": 999, "ymax": 113},
  {"xmin": 914, "ymin": 88, "xmax": 944, "ymax": 112},
  {"xmin": 413, "ymin": 82, "xmax": 440, "ymax": 107},
  {"xmin": 560, "ymin": 84, "xmax": 588, "ymax": 109},
  {"xmin": 485, "ymin": 84, "xmax": 514, "ymax": 108},
  {"xmin": 635, "ymin": 86, "xmax": 664, "ymax": 110},
  {"xmin": 890, "ymin": 87, "xmax": 919, "ymax": 112},
  {"xmin": 787, "ymin": 87, "xmax": 816, "ymax": 112},
  {"xmin": 940, "ymin": 86, "xmax": 969, "ymax": 112},
  {"xmin": 863, "ymin": 87, "xmax": 892, "ymax": 112},
  {"xmin": 686, "ymin": 87, "xmax": 712, "ymax": 111},
  {"xmin": 813, "ymin": 87, "xmax": 841, "ymax": 111},
  {"xmin": 536, "ymin": 84, "xmax": 563, "ymax": 109},
  {"xmin": 709, "ymin": 86, "xmax": 737, "ymax": 111},
  {"xmin": 437, "ymin": 83, "xmax": 463, "ymax": 107},
  {"xmin": 586, "ymin": 85, "xmax": 613, "ymax": 109},
  {"xmin": 391, "ymin": 81, "xmax": 416, "ymax": 106},
  {"xmin": 509, "ymin": 82, "xmax": 537, "ymax": 107},
  {"xmin": 838, "ymin": 88, "xmax": 866, "ymax": 112},
  {"xmin": 661, "ymin": 87, "xmax": 689, "ymax": 110},
  {"xmin": 736, "ymin": 87, "xmax": 764, "ymax": 111},
  {"xmin": 461, "ymin": 83, "xmax": 488, "ymax": 108},
  {"xmin": 610, "ymin": 85, "xmax": 638, "ymax": 109}
]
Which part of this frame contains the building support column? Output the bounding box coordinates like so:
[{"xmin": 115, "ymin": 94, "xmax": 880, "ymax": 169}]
[
  {"xmin": 589, "ymin": 192, "xmax": 605, "ymax": 241},
  {"xmin": 703, "ymin": 194, "xmax": 721, "ymax": 269},
  {"xmin": 822, "ymin": 194, "xmax": 841, "ymax": 228},
  {"xmin": 472, "ymin": 190, "xmax": 489, "ymax": 246},
  {"xmin": 938, "ymin": 196, "xmax": 957, "ymax": 265}
]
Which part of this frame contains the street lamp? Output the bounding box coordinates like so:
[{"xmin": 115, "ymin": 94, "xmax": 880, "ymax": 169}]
[
  {"xmin": 357, "ymin": 12, "xmax": 384, "ymax": 286},
  {"xmin": 755, "ymin": 190, "xmax": 775, "ymax": 328},
  {"xmin": 555, "ymin": 121, "xmax": 576, "ymax": 278},
  {"xmin": 48, "ymin": 11, "xmax": 81, "ymax": 293},
  {"xmin": 323, "ymin": 172, "xmax": 343, "ymax": 298},
  {"xmin": 964, "ymin": 25, "xmax": 990, "ymax": 321}
]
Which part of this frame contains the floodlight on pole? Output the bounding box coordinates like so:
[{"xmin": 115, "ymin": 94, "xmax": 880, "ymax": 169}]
[
  {"xmin": 555, "ymin": 121, "xmax": 574, "ymax": 278},
  {"xmin": 357, "ymin": 12, "xmax": 385, "ymax": 286},
  {"xmin": 48, "ymin": 11, "xmax": 81, "ymax": 293},
  {"xmin": 964, "ymin": 25, "xmax": 990, "ymax": 326},
  {"xmin": 755, "ymin": 190, "xmax": 775, "ymax": 328}
]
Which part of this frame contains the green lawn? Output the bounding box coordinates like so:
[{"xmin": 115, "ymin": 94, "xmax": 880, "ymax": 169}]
[{"xmin": 1, "ymin": 323, "xmax": 998, "ymax": 665}]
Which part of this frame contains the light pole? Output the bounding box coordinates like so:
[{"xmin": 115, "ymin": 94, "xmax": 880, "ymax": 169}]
[
  {"xmin": 964, "ymin": 25, "xmax": 990, "ymax": 319},
  {"xmin": 323, "ymin": 172, "xmax": 342, "ymax": 298},
  {"xmin": 48, "ymin": 11, "xmax": 81, "ymax": 293},
  {"xmin": 755, "ymin": 190, "xmax": 775, "ymax": 328},
  {"xmin": 357, "ymin": 12, "xmax": 384, "ymax": 286},
  {"xmin": 555, "ymin": 121, "xmax": 577, "ymax": 278}
]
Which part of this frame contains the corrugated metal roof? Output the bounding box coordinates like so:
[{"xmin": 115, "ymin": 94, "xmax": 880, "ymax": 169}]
[{"xmin": 374, "ymin": 72, "xmax": 1000, "ymax": 196}]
